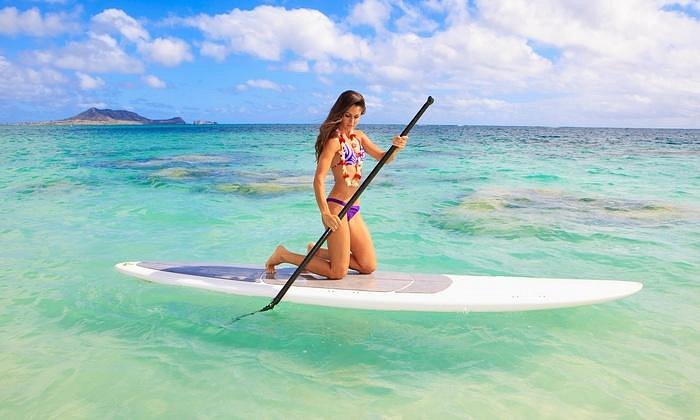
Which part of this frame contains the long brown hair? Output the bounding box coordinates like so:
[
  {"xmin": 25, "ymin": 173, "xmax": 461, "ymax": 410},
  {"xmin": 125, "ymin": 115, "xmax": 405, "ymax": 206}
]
[{"xmin": 315, "ymin": 90, "xmax": 366, "ymax": 161}]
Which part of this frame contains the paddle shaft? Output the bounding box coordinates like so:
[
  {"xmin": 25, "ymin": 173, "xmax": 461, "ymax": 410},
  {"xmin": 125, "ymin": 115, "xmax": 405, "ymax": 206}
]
[{"xmin": 260, "ymin": 96, "xmax": 434, "ymax": 312}]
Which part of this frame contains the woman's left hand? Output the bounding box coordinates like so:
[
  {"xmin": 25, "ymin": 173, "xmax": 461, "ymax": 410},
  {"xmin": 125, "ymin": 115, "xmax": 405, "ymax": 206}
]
[{"xmin": 392, "ymin": 135, "xmax": 408, "ymax": 149}]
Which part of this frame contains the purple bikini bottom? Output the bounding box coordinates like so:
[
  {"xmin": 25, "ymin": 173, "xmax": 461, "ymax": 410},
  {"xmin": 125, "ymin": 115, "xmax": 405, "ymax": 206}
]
[{"xmin": 326, "ymin": 197, "xmax": 360, "ymax": 221}]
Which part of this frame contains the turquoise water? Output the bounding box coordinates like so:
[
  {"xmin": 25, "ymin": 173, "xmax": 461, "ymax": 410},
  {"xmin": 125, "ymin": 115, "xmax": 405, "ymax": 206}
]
[{"xmin": 1, "ymin": 124, "xmax": 698, "ymax": 417}]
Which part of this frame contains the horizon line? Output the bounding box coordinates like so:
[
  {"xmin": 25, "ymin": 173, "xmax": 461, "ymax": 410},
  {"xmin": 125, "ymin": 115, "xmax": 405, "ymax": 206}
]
[{"xmin": 2, "ymin": 122, "xmax": 699, "ymax": 130}]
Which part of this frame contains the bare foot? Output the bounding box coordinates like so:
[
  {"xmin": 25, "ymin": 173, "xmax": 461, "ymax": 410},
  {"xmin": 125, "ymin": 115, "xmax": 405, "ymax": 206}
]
[{"xmin": 265, "ymin": 245, "xmax": 287, "ymax": 273}]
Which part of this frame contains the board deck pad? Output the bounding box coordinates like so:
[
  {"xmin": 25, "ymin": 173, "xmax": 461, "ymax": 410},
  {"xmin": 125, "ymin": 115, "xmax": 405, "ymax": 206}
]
[{"xmin": 137, "ymin": 262, "xmax": 453, "ymax": 293}]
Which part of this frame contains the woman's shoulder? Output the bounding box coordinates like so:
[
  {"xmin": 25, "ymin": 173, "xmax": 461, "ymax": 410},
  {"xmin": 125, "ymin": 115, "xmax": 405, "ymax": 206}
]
[
  {"xmin": 323, "ymin": 131, "xmax": 342, "ymax": 150},
  {"xmin": 353, "ymin": 129, "xmax": 369, "ymax": 140},
  {"xmin": 353, "ymin": 130, "xmax": 371, "ymax": 144},
  {"xmin": 326, "ymin": 129, "xmax": 341, "ymax": 142}
]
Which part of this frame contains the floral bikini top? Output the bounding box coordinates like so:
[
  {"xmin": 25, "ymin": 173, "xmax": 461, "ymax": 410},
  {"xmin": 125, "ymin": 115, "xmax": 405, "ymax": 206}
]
[{"xmin": 333, "ymin": 130, "xmax": 366, "ymax": 187}]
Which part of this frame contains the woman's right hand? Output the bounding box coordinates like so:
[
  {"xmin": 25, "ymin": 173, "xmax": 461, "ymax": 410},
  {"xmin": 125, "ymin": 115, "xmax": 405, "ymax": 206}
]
[{"xmin": 321, "ymin": 212, "xmax": 341, "ymax": 231}]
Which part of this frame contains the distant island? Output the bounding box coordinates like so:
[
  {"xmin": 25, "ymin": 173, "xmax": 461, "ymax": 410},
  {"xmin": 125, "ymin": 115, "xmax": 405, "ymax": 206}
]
[
  {"xmin": 46, "ymin": 108, "xmax": 186, "ymax": 125},
  {"xmin": 192, "ymin": 120, "xmax": 218, "ymax": 125}
]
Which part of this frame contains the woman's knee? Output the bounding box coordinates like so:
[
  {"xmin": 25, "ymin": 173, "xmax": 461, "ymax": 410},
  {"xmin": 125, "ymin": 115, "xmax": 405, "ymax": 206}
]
[
  {"xmin": 328, "ymin": 265, "xmax": 349, "ymax": 280},
  {"xmin": 356, "ymin": 261, "xmax": 376, "ymax": 275}
]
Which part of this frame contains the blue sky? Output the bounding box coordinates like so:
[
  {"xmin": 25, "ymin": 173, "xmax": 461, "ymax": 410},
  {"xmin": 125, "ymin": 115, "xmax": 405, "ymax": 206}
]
[{"xmin": 1, "ymin": 0, "xmax": 700, "ymax": 127}]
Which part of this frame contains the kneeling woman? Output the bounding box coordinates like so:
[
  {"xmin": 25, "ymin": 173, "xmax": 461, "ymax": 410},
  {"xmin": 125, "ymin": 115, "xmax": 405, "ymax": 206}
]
[{"xmin": 265, "ymin": 90, "xmax": 407, "ymax": 279}]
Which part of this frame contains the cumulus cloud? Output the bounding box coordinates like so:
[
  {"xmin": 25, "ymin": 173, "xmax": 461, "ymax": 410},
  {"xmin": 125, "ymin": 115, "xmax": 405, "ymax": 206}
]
[
  {"xmin": 476, "ymin": 0, "xmax": 700, "ymax": 123},
  {"xmin": 0, "ymin": 55, "xmax": 67, "ymax": 101},
  {"xmin": 349, "ymin": 0, "xmax": 439, "ymax": 33},
  {"xmin": 236, "ymin": 79, "xmax": 287, "ymax": 91},
  {"xmin": 171, "ymin": 3, "xmax": 553, "ymax": 124},
  {"xmin": 26, "ymin": 8, "xmax": 192, "ymax": 75},
  {"xmin": 200, "ymin": 41, "xmax": 228, "ymax": 61},
  {"xmin": 181, "ymin": 4, "xmax": 549, "ymax": 92},
  {"xmin": 369, "ymin": 25, "xmax": 551, "ymax": 89},
  {"xmin": 690, "ymin": 0, "xmax": 700, "ymax": 13},
  {"xmin": 91, "ymin": 8, "xmax": 149, "ymax": 42},
  {"xmin": 76, "ymin": 72, "xmax": 105, "ymax": 90},
  {"xmin": 77, "ymin": 101, "xmax": 108, "ymax": 109},
  {"xmin": 92, "ymin": 9, "xmax": 192, "ymax": 66},
  {"xmin": 176, "ymin": 1, "xmax": 696, "ymax": 126},
  {"xmin": 142, "ymin": 74, "xmax": 166, "ymax": 88},
  {"xmin": 452, "ymin": 96, "xmax": 512, "ymax": 111},
  {"xmin": 393, "ymin": 1, "xmax": 440, "ymax": 33},
  {"xmin": 287, "ymin": 60, "xmax": 310, "ymax": 72},
  {"xmin": 422, "ymin": 0, "xmax": 471, "ymax": 25},
  {"xmin": 0, "ymin": 6, "xmax": 80, "ymax": 36},
  {"xmin": 349, "ymin": 0, "xmax": 392, "ymax": 32},
  {"xmin": 183, "ymin": 5, "xmax": 370, "ymax": 61},
  {"xmin": 138, "ymin": 37, "xmax": 193, "ymax": 67},
  {"xmin": 29, "ymin": 32, "xmax": 144, "ymax": 73},
  {"xmin": 6, "ymin": 2, "xmax": 700, "ymax": 126}
]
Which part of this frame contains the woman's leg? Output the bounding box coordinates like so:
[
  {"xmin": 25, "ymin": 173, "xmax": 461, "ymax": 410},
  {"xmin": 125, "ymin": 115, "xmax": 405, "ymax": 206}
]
[
  {"xmin": 265, "ymin": 202, "xmax": 351, "ymax": 279},
  {"xmin": 303, "ymin": 211, "xmax": 375, "ymax": 274},
  {"xmin": 307, "ymin": 242, "xmax": 364, "ymax": 272},
  {"xmin": 347, "ymin": 213, "xmax": 377, "ymax": 274}
]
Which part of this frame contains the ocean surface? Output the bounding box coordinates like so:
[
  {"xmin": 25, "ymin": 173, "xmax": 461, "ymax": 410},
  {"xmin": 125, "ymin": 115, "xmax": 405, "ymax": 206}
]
[{"xmin": 1, "ymin": 124, "xmax": 698, "ymax": 418}]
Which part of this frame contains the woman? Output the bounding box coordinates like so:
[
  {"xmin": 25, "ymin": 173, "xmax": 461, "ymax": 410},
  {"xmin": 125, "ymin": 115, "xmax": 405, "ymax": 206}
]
[{"xmin": 265, "ymin": 90, "xmax": 407, "ymax": 279}]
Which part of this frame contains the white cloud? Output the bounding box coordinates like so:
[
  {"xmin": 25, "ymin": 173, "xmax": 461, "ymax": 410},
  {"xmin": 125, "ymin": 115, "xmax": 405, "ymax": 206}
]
[
  {"xmin": 366, "ymin": 25, "xmax": 551, "ymax": 89},
  {"xmin": 138, "ymin": 37, "xmax": 193, "ymax": 66},
  {"xmin": 236, "ymin": 79, "xmax": 286, "ymax": 91},
  {"xmin": 21, "ymin": 7, "xmax": 193, "ymax": 94},
  {"xmin": 393, "ymin": 1, "xmax": 440, "ymax": 33},
  {"xmin": 287, "ymin": 59, "xmax": 310, "ymax": 72},
  {"xmin": 0, "ymin": 6, "xmax": 80, "ymax": 36},
  {"xmin": 5, "ymin": 2, "xmax": 700, "ymax": 126},
  {"xmin": 77, "ymin": 101, "xmax": 108, "ymax": 109},
  {"xmin": 349, "ymin": 0, "xmax": 392, "ymax": 32},
  {"xmin": 452, "ymin": 96, "xmax": 512, "ymax": 111},
  {"xmin": 183, "ymin": 5, "xmax": 370, "ymax": 61},
  {"xmin": 182, "ymin": 4, "xmax": 548, "ymax": 91},
  {"xmin": 30, "ymin": 32, "xmax": 144, "ymax": 73},
  {"xmin": 476, "ymin": 0, "xmax": 700, "ymax": 123},
  {"xmin": 142, "ymin": 74, "xmax": 166, "ymax": 88},
  {"xmin": 690, "ymin": 0, "xmax": 700, "ymax": 13},
  {"xmin": 312, "ymin": 60, "xmax": 338, "ymax": 75},
  {"xmin": 422, "ymin": 0, "xmax": 471, "ymax": 25},
  {"xmin": 183, "ymin": 0, "xmax": 694, "ymax": 126},
  {"xmin": 363, "ymin": 94, "xmax": 385, "ymax": 109},
  {"xmin": 91, "ymin": 9, "xmax": 192, "ymax": 67},
  {"xmin": 76, "ymin": 72, "xmax": 105, "ymax": 90},
  {"xmin": 91, "ymin": 8, "xmax": 149, "ymax": 42},
  {"xmin": 200, "ymin": 41, "xmax": 228, "ymax": 61},
  {"xmin": 0, "ymin": 55, "xmax": 67, "ymax": 101},
  {"xmin": 349, "ymin": 0, "xmax": 439, "ymax": 33}
]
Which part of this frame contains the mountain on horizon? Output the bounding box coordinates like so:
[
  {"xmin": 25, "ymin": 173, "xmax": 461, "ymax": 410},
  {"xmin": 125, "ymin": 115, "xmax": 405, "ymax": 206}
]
[{"xmin": 61, "ymin": 108, "xmax": 185, "ymax": 125}]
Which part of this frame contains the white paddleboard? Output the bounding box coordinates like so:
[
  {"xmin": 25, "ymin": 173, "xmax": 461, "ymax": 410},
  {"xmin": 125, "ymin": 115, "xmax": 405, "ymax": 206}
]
[{"xmin": 115, "ymin": 261, "xmax": 642, "ymax": 312}]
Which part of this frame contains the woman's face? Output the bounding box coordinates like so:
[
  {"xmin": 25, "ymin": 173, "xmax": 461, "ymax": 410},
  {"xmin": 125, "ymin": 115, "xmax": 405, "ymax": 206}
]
[{"xmin": 340, "ymin": 105, "xmax": 363, "ymax": 131}]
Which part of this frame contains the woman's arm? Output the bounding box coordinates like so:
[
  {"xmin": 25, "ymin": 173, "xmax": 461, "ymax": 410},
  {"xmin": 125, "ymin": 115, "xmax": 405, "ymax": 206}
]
[
  {"xmin": 357, "ymin": 130, "xmax": 407, "ymax": 163},
  {"xmin": 313, "ymin": 136, "xmax": 342, "ymax": 231}
]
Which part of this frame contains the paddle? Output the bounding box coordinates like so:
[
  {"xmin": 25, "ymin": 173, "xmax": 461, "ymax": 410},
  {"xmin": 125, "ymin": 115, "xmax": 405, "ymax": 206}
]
[{"xmin": 232, "ymin": 96, "xmax": 434, "ymax": 321}]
